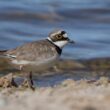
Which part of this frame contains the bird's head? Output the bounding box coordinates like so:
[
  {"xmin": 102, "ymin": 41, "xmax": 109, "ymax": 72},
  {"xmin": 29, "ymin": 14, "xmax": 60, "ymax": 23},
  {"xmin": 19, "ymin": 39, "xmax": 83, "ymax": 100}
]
[{"xmin": 47, "ymin": 30, "xmax": 75, "ymax": 48}]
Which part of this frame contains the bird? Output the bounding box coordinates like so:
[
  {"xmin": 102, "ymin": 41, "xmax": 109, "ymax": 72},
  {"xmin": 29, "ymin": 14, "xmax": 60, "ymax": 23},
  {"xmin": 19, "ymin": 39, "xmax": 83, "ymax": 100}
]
[{"xmin": 0, "ymin": 30, "xmax": 75, "ymax": 73}]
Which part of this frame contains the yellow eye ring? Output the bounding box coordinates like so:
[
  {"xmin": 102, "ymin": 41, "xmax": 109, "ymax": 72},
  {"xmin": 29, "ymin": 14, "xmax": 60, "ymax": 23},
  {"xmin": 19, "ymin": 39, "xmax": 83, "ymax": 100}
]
[{"xmin": 56, "ymin": 35, "xmax": 62, "ymax": 39}]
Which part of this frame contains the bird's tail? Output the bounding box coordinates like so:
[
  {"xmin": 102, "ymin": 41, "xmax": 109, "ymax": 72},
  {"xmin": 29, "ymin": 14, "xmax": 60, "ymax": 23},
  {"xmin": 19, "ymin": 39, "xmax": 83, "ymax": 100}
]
[{"xmin": 0, "ymin": 50, "xmax": 7, "ymax": 55}]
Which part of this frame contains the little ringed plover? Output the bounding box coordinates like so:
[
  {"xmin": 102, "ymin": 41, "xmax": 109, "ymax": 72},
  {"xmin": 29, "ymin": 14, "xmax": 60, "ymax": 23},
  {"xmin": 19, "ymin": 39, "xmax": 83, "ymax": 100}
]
[{"xmin": 0, "ymin": 30, "xmax": 75, "ymax": 72}]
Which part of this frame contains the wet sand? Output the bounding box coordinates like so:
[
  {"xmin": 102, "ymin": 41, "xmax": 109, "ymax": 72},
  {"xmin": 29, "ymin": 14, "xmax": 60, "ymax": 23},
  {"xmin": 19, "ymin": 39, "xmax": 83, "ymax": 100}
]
[{"xmin": 0, "ymin": 77, "xmax": 110, "ymax": 110}]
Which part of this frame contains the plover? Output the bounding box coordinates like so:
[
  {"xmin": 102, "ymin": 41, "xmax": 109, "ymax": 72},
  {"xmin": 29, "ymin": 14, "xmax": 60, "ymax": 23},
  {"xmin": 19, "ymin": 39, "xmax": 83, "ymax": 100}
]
[{"xmin": 0, "ymin": 30, "xmax": 74, "ymax": 72}]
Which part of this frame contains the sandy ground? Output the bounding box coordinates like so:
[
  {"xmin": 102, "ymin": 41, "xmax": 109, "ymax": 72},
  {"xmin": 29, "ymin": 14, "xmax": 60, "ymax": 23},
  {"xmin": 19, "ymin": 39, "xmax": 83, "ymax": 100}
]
[
  {"xmin": 0, "ymin": 58, "xmax": 110, "ymax": 110},
  {"xmin": 0, "ymin": 77, "xmax": 109, "ymax": 110}
]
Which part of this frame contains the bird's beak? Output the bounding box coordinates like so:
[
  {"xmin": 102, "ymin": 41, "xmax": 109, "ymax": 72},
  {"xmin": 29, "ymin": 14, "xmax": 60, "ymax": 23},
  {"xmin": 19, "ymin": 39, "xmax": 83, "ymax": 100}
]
[
  {"xmin": 68, "ymin": 38, "xmax": 75, "ymax": 44},
  {"xmin": 69, "ymin": 40, "xmax": 75, "ymax": 44}
]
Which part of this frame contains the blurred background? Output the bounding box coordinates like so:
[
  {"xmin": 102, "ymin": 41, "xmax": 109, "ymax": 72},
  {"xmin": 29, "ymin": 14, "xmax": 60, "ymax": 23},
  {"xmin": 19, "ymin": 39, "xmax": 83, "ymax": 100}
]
[{"xmin": 0, "ymin": 0, "xmax": 110, "ymax": 60}]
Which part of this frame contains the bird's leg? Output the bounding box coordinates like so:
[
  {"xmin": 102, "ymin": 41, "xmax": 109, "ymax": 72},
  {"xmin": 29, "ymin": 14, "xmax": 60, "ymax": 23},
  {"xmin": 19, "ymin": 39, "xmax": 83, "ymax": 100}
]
[
  {"xmin": 27, "ymin": 71, "xmax": 35, "ymax": 90},
  {"xmin": 1, "ymin": 73, "xmax": 18, "ymax": 88},
  {"xmin": 20, "ymin": 72, "xmax": 35, "ymax": 90},
  {"xmin": 10, "ymin": 75, "xmax": 18, "ymax": 87}
]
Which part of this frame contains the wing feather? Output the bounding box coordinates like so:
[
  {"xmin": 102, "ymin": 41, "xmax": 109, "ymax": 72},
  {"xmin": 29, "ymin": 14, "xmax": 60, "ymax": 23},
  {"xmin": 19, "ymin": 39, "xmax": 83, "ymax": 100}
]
[{"xmin": 6, "ymin": 40, "xmax": 58, "ymax": 61}]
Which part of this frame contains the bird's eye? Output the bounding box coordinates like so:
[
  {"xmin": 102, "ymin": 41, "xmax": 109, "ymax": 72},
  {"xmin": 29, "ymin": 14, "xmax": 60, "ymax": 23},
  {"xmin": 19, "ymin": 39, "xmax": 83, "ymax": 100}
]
[{"xmin": 56, "ymin": 35, "xmax": 63, "ymax": 39}]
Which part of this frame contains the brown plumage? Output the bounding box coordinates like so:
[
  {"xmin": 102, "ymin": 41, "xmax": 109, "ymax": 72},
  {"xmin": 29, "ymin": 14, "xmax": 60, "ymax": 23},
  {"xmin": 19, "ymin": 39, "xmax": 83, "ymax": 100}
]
[
  {"xmin": 0, "ymin": 30, "xmax": 74, "ymax": 72},
  {"xmin": 5, "ymin": 40, "xmax": 61, "ymax": 61},
  {"xmin": 0, "ymin": 40, "xmax": 61, "ymax": 72}
]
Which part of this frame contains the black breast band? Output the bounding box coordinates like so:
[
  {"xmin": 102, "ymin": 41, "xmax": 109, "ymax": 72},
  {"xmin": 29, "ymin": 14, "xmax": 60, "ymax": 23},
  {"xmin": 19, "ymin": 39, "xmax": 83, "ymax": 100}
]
[{"xmin": 47, "ymin": 39, "xmax": 62, "ymax": 55}]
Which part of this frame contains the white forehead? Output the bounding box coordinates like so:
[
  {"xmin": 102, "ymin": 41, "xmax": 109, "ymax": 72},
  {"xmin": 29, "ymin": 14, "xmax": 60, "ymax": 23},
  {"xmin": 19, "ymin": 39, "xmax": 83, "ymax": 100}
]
[{"xmin": 63, "ymin": 33, "xmax": 68, "ymax": 38}]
